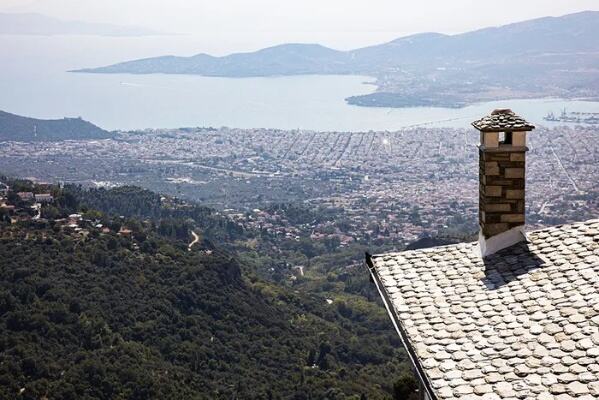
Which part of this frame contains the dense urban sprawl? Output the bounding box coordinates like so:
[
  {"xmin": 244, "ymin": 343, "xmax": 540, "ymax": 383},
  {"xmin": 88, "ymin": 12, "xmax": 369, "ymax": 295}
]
[{"xmin": 0, "ymin": 125, "xmax": 597, "ymax": 246}]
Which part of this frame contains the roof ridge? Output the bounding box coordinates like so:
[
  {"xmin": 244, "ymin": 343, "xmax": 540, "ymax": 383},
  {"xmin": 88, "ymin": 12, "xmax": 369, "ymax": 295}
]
[{"xmin": 373, "ymin": 219, "xmax": 598, "ymax": 258}]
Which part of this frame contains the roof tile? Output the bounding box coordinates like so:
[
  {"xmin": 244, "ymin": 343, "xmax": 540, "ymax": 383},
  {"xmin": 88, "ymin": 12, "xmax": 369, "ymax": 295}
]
[
  {"xmin": 472, "ymin": 109, "xmax": 535, "ymax": 132},
  {"xmin": 368, "ymin": 220, "xmax": 599, "ymax": 399}
]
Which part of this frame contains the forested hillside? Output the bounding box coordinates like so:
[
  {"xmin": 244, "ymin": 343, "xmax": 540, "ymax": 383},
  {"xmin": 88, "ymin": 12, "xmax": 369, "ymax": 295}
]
[{"xmin": 0, "ymin": 179, "xmax": 418, "ymax": 399}]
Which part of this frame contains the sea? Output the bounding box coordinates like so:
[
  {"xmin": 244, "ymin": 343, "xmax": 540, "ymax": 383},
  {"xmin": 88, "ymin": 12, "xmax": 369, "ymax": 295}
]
[{"xmin": 1, "ymin": 34, "xmax": 599, "ymax": 132}]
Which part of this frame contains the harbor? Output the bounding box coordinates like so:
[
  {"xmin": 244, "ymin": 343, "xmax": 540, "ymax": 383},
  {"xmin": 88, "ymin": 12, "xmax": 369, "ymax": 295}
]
[{"xmin": 544, "ymin": 108, "xmax": 599, "ymax": 124}]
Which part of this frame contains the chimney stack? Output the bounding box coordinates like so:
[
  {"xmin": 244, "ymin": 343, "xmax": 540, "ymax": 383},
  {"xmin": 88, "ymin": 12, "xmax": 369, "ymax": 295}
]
[{"xmin": 472, "ymin": 109, "xmax": 535, "ymax": 257}]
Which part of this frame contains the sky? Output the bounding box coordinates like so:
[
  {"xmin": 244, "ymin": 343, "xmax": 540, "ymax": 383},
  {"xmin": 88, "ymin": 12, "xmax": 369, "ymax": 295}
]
[{"xmin": 1, "ymin": 0, "xmax": 599, "ymax": 52}]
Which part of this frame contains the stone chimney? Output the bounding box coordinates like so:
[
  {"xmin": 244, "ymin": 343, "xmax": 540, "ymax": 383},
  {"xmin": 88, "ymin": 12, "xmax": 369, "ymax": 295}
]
[{"xmin": 472, "ymin": 109, "xmax": 535, "ymax": 257}]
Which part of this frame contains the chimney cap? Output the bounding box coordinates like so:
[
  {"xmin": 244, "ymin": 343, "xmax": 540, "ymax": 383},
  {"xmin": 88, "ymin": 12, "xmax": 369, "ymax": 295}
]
[
  {"xmin": 472, "ymin": 109, "xmax": 535, "ymax": 132},
  {"xmin": 491, "ymin": 108, "xmax": 514, "ymax": 115}
]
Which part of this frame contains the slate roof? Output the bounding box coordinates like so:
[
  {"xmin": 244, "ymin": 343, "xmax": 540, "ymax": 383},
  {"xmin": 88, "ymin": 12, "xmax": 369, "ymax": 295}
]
[
  {"xmin": 472, "ymin": 109, "xmax": 535, "ymax": 132},
  {"xmin": 367, "ymin": 220, "xmax": 599, "ymax": 400}
]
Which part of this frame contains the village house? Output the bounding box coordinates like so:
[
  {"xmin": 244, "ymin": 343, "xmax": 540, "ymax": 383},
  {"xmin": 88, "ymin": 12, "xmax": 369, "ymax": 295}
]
[
  {"xmin": 34, "ymin": 193, "xmax": 54, "ymax": 203},
  {"xmin": 17, "ymin": 192, "xmax": 34, "ymax": 201},
  {"xmin": 118, "ymin": 227, "xmax": 133, "ymax": 236},
  {"xmin": 0, "ymin": 203, "xmax": 15, "ymax": 214},
  {"xmin": 366, "ymin": 110, "xmax": 599, "ymax": 400}
]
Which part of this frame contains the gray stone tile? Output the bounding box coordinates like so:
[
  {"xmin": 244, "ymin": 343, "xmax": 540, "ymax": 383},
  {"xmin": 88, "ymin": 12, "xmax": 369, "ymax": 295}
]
[{"xmin": 369, "ymin": 220, "xmax": 599, "ymax": 399}]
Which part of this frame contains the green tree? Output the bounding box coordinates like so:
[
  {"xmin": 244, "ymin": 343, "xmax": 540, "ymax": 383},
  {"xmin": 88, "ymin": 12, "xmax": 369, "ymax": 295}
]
[{"xmin": 393, "ymin": 373, "xmax": 418, "ymax": 400}]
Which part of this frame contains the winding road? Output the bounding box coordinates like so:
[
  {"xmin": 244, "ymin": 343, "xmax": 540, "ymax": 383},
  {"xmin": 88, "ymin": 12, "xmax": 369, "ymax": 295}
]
[{"xmin": 188, "ymin": 230, "xmax": 200, "ymax": 251}]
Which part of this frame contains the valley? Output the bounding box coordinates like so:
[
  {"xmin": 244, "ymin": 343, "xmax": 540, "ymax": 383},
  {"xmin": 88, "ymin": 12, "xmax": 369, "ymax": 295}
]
[
  {"xmin": 1, "ymin": 125, "xmax": 597, "ymax": 251},
  {"xmin": 1, "ymin": 121, "xmax": 597, "ymax": 398},
  {"xmin": 1, "ymin": 4, "xmax": 599, "ymax": 398}
]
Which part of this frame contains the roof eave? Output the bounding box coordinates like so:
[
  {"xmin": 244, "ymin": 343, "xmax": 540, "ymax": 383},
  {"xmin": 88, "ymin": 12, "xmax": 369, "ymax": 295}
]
[
  {"xmin": 471, "ymin": 123, "xmax": 535, "ymax": 132},
  {"xmin": 365, "ymin": 252, "xmax": 439, "ymax": 400}
]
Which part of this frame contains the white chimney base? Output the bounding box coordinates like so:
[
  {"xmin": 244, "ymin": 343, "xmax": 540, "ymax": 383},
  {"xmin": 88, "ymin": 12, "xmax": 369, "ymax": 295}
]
[{"xmin": 478, "ymin": 225, "xmax": 526, "ymax": 257}]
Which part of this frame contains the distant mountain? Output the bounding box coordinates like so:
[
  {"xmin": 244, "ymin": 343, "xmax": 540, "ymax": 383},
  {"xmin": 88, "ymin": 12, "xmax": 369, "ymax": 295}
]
[
  {"xmin": 0, "ymin": 13, "xmax": 160, "ymax": 36},
  {"xmin": 78, "ymin": 11, "xmax": 599, "ymax": 75},
  {"xmin": 0, "ymin": 110, "xmax": 112, "ymax": 142},
  {"xmin": 349, "ymin": 11, "xmax": 599, "ymax": 67},
  {"xmin": 77, "ymin": 43, "xmax": 352, "ymax": 76},
  {"xmin": 76, "ymin": 11, "xmax": 599, "ymax": 107}
]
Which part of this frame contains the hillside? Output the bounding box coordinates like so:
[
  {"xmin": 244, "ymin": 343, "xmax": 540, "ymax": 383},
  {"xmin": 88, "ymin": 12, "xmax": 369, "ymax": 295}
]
[
  {"xmin": 78, "ymin": 11, "xmax": 599, "ymax": 75},
  {"xmin": 75, "ymin": 11, "xmax": 599, "ymax": 107},
  {"xmin": 78, "ymin": 44, "xmax": 351, "ymax": 77},
  {"xmin": 0, "ymin": 110, "xmax": 112, "ymax": 142},
  {"xmin": 0, "ymin": 179, "xmax": 416, "ymax": 399}
]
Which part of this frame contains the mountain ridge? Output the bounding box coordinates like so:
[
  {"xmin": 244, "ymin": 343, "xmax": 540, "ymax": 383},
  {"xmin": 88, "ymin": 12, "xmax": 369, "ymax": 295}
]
[
  {"xmin": 73, "ymin": 10, "xmax": 599, "ymax": 107},
  {"xmin": 76, "ymin": 11, "xmax": 599, "ymax": 75}
]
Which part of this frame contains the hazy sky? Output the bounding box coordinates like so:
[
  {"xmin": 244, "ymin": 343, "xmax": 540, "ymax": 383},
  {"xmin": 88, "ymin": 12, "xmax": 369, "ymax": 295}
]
[{"xmin": 1, "ymin": 0, "xmax": 599, "ymax": 52}]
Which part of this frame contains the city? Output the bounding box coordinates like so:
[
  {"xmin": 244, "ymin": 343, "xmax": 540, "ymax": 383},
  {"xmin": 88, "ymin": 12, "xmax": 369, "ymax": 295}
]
[
  {"xmin": 2, "ymin": 2, "xmax": 599, "ymax": 399},
  {"xmin": 1, "ymin": 124, "xmax": 597, "ymax": 248}
]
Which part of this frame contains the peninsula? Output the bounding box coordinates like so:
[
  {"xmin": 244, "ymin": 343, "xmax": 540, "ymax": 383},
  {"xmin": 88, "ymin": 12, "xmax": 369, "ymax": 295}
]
[{"xmin": 75, "ymin": 11, "xmax": 599, "ymax": 108}]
